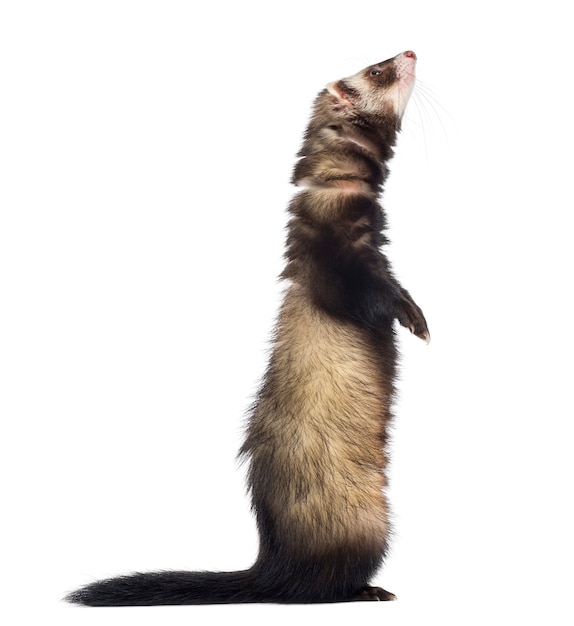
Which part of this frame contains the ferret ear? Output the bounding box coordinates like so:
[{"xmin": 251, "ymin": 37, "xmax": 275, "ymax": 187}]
[{"xmin": 326, "ymin": 80, "xmax": 355, "ymax": 109}]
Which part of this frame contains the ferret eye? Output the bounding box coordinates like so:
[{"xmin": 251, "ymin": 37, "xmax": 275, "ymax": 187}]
[{"xmin": 370, "ymin": 69, "xmax": 382, "ymax": 76}]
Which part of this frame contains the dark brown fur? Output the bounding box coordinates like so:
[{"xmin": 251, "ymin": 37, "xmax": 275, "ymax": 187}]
[{"xmin": 67, "ymin": 51, "xmax": 428, "ymax": 606}]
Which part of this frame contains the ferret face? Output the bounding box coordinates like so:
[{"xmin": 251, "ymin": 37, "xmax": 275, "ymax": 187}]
[{"xmin": 327, "ymin": 51, "xmax": 416, "ymax": 120}]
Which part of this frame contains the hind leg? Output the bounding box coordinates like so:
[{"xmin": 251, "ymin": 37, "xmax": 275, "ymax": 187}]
[{"xmin": 353, "ymin": 586, "xmax": 397, "ymax": 601}]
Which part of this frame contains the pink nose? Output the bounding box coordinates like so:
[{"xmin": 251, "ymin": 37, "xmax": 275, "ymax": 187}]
[{"xmin": 404, "ymin": 50, "xmax": 417, "ymax": 60}]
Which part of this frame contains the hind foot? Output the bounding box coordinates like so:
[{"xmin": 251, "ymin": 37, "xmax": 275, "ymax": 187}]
[{"xmin": 354, "ymin": 586, "xmax": 397, "ymax": 601}]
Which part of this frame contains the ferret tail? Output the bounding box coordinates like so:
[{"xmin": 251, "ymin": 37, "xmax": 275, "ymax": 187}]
[{"xmin": 65, "ymin": 569, "xmax": 260, "ymax": 606}]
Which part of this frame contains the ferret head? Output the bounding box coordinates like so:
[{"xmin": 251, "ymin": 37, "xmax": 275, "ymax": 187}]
[{"xmin": 327, "ymin": 51, "xmax": 417, "ymax": 122}]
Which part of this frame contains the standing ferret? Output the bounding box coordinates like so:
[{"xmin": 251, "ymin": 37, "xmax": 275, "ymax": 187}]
[{"xmin": 67, "ymin": 50, "xmax": 429, "ymax": 606}]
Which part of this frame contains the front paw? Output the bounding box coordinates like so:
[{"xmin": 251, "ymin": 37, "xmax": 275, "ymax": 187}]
[{"xmin": 395, "ymin": 292, "xmax": 430, "ymax": 344}]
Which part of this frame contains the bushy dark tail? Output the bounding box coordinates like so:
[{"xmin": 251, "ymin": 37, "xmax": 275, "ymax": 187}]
[
  {"xmin": 66, "ymin": 569, "xmax": 259, "ymax": 606},
  {"xmin": 66, "ymin": 545, "xmax": 388, "ymax": 606}
]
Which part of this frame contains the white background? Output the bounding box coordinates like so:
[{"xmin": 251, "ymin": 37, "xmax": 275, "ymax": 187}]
[{"xmin": 1, "ymin": 1, "xmax": 573, "ymax": 624}]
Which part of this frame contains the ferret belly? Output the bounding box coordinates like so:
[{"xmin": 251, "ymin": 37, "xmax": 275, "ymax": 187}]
[{"xmin": 251, "ymin": 286, "xmax": 392, "ymax": 554}]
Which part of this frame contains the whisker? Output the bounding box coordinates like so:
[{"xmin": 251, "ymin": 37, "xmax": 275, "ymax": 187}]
[
  {"xmin": 415, "ymin": 78, "xmax": 453, "ymax": 120},
  {"xmin": 416, "ymin": 87, "xmax": 447, "ymax": 112},
  {"xmin": 406, "ymin": 91, "xmax": 430, "ymax": 159},
  {"xmin": 404, "ymin": 78, "xmax": 452, "ymax": 156}
]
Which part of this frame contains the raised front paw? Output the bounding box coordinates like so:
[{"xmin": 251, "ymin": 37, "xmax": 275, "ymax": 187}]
[{"xmin": 395, "ymin": 290, "xmax": 430, "ymax": 344}]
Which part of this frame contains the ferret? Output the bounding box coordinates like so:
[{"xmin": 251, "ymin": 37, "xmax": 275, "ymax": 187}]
[{"xmin": 67, "ymin": 50, "xmax": 429, "ymax": 606}]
